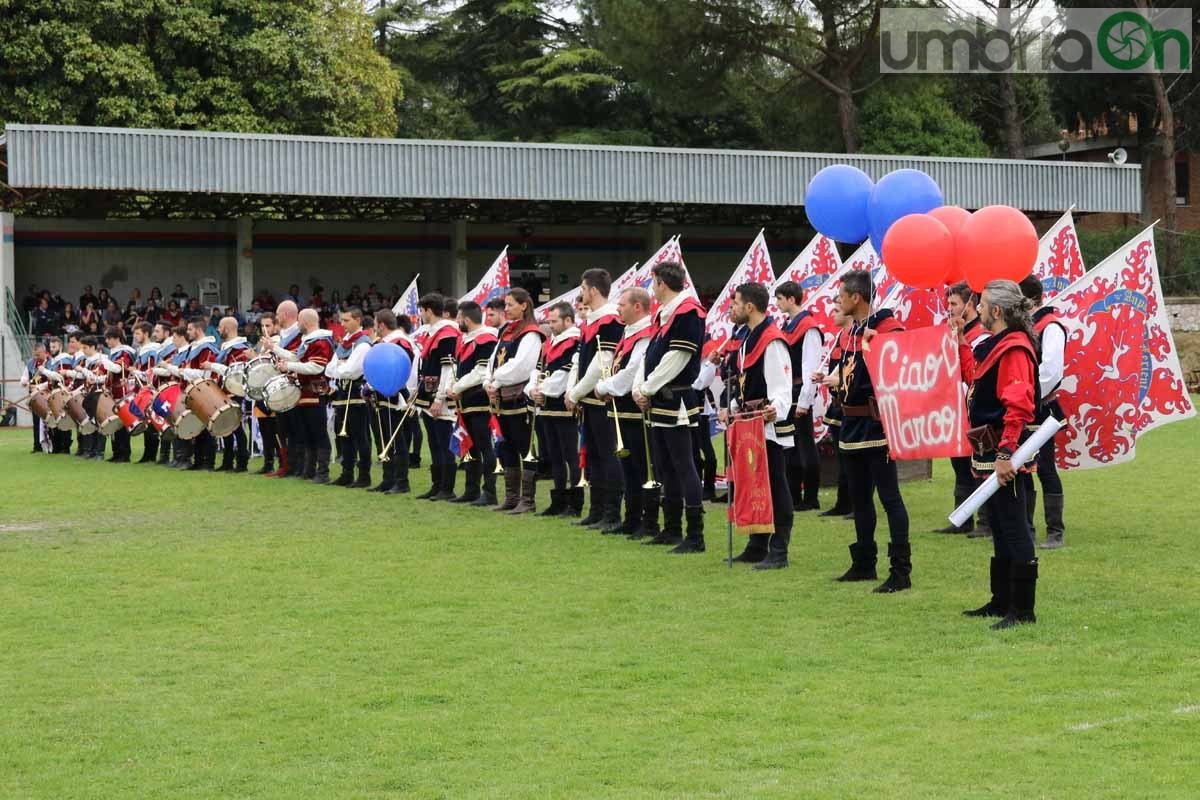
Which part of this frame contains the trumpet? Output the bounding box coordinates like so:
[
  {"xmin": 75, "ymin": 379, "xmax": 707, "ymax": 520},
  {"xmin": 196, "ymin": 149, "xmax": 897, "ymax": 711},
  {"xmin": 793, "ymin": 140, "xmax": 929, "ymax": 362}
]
[
  {"xmin": 523, "ymin": 371, "xmax": 546, "ymax": 464},
  {"xmin": 641, "ymin": 410, "xmax": 660, "ymax": 490},
  {"xmin": 379, "ymin": 398, "xmax": 417, "ymax": 463},
  {"xmin": 601, "ymin": 358, "xmax": 629, "ymax": 459}
]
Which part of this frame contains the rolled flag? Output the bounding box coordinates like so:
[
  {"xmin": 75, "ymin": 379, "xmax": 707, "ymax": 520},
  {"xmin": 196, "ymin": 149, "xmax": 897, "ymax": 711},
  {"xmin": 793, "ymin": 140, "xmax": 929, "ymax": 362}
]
[{"xmin": 949, "ymin": 417, "xmax": 1063, "ymax": 528}]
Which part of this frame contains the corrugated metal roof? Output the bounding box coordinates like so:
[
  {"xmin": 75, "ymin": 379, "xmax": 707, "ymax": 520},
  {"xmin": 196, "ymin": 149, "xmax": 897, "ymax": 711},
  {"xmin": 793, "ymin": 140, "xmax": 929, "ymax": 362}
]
[{"xmin": 3, "ymin": 123, "xmax": 1141, "ymax": 214}]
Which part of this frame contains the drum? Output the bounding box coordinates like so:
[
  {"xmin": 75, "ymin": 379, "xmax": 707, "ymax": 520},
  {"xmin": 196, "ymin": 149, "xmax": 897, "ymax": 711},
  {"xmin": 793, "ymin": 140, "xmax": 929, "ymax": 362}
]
[
  {"xmin": 96, "ymin": 391, "xmax": 123, "ymax": 436},
  {"xmin": 263, "ymin": 374, "xmax": 301, "ymax": 413},
  {"xmin": 66, "ymin": 393, "xmax": 95, "ymax": 434},
  {"xmin": 184, "ymin": 379, "xmax": 234, "ymax": 434},
  {"xmin": 30, "ymin": 390, "xmax": 51, "ymax": 421},
  {"xmin": 171, "ymin": 401, "xmax": 205, "ymax": 441},
  {"xmin": 48, "ymin": 388, "xmax": 71, "ymax": 429},
  {"xmin": 117, "ymin": 395, "xmax": 147, "ymax": 436},
  {"xmin": 155, "ymin": 383, "xmax": 202, "ymax": 440},
  {"xmin": 224, "ymin": 361, "xmax": 249, "ymax": 397},
  {"xmin": 245, "ymin": 356, "xmax": 280, "ymax": 401}
]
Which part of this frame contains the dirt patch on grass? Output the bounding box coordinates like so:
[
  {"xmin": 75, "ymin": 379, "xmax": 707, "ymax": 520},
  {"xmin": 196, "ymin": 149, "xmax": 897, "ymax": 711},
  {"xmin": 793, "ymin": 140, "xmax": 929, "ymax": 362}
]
[{"xmin": 0, "ymin": 523, "xmax": 49, "ymax": 533}]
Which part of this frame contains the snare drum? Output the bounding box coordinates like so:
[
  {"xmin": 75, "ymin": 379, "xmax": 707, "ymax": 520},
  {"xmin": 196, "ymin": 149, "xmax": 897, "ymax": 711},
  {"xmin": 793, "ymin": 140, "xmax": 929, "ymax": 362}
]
[
  {"xmin": 66, "ymin": 393, "xmax": 95, "ymax": 434},
  {"xmin": 117, "ymin": 388, "xmax": 152, "ymax": 436},
  {"xmin": 48, "ymin": 388, "xmax": 70, "ymax": 428},
  {"xmin": 224, "ymin": 361, "xmax": 249, "ymax": 397},
  {"xmin": 30, "ymin": 390, "xmax": 51, "ymax": 421},
  {"xmin": 263, "ymin": 374, "xmax": 301, "ymax": 413},
  {"xmin": 96, "ymin": 391, "xmax": 123, "ymax": 436},
  {"xmin": 185, "ymin": 379, "xmax": 235, "ymax": 435},
  {"xmin": 245, "ymin": 356, "xmax": 280, "ymax": 401}
]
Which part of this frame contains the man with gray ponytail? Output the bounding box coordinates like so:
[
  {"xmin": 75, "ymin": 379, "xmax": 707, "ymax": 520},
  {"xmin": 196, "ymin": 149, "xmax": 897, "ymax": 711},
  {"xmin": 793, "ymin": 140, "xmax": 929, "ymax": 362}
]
[{"xmin": 964, "ymin": 279, "xmax": 1041, "ymax": 629}]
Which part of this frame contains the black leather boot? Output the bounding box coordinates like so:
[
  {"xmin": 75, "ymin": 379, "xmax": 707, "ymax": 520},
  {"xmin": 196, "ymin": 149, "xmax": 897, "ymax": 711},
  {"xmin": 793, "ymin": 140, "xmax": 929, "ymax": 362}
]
[
  {"xmin": 669, "ymin": 506, "xmax": 706, "ymax": 553},
  {"xmin": 964, "ymin": 557, "xmax": 1010, "ymax": 618},
  {"xmin": 1040, "ymin": 494, "xmax": 1065, "ymax": 549},
  {"xmin": 992, "ymin": 560, "xmax": 1038, "ymax": 629},
  {"xmin": 416, "ymin": 466, "xmax": 440, "ymax": 500},
  {"xmin": 331, "ymin": 457, "xmax": 354, "ymax": 486},
  {"xmin": 561, "ymin": 486, "xmax": 584, "ymax": 517},
  {"xmin": 935, "ymin": 488, "xmax": 974, "ymax": 533},
  {"xmin": 433, "ymin": 463, "xmax": 458, "ymax": 501},
  {"xmin": 645, "ymin": 499, "xmax": 682, "ymax": 546},
  {"xmin": 802, "ymin": 462, "xmax": 821, "ymax": 510},
  {"xmin": 493, "ymin": 467, "xmax": 519, "ymax": 511},
  {"xmin": 575, "ymin": 486, "xmax": 603, "ymax": 527},
  {"xmin": 302, "ymin": 447, "xmax": 318, "ymax": 480},
  {"xmin": 311, "ymin": 448, "xmax": 330, "ymax": 484},
  {"xmin": 537, "ymin": 488, "xmax": 565, "ymax": 516},
  {"xmin": 598, "ymin": 489, "xmax": 627, "ymax": 534},
  {"xmin": 835, "ymin": 542, "xmax": 878, "ymax": 582},
  {"xmin": 586, "ymin": 488, "xmax": 612, "ymax": 530},
  {"xmin": 725, "ymin": 533, "xmax": 769, "ymax": 564},
  {"xmin": 508, "ymin": 469, "xmax": 536, "ymax": 514},
  {"xmin": 631, "ymin": 488, "xmax": 660, "ymax": 540},
  {"xmin": 753, "ymin": 527, "xmax": 791, "ymax": 570},
  {"xmin": 604, "ymin": 491, "xmax": 639, "ymax": 535},
  {"xmin": 873, "ymin": 541, "xmax": 912, "ymax": 593},
  {"xmin": 452, "ymin": 462, "xmax": 481, "ymax": 503}
]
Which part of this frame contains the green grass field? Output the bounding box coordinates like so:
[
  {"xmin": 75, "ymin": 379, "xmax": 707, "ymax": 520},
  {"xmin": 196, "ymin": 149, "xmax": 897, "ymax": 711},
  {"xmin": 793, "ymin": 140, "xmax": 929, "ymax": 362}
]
[{"xmin": 2, "ymin": 412, "xmax": 1198, "ymax": 799}]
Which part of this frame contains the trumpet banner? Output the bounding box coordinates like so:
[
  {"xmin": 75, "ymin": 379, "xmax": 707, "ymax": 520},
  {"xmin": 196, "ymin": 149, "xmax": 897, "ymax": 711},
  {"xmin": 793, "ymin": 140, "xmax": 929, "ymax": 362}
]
[{"xmin": 725, "ymin": 415, "xmax": 775, "ymax": 536}]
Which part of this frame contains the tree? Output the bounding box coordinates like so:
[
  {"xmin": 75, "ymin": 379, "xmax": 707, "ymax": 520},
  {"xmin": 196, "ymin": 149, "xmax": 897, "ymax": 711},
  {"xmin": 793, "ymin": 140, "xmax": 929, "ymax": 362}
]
[
  {"xmin": 0, "ymin": 0, "xmax": 400, "ymax": 137},
  {"xmin": 859, "ymin": 79, "xmax": 989, "ymax": 157},
  {"xmin": 582, "ymin": 0, "xmax": 882, "ymax": 152}
]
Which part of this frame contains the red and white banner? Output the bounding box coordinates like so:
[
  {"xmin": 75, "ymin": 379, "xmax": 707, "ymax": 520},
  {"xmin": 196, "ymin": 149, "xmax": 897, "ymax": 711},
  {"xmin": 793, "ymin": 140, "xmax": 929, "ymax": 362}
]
[
  {"xmin": 1053, "ymin": 226, "xmax": 1195, "ymax": 470},
  {"xmin": 622, "ymin": 236, "xmax": 698, "ymax": 306},
  {"xmin": 725, "ymin": 415, "xmax": 775, "ymax": 535},
  {"xmin": 461, "ymin": 246, "xmax": 510, "ymax": 306},
  {"xmin": 770, "ymin": 233, "xmax": 842, "ymax": 312},
  {"xmin": 880, "ymin": 283, "xmax": 947, "ymax": 330},
  {"xmin": 864, "ymin": 326, "xmax": 971, "ymax": 460},
  {"xmin": 705, "ymin": 230, "xmax": 776, "ymax": 350},
  {"xmin": 1034, "ymin": 209, "xmax": 1086, "ymax": 300},
  {"xmin": 535, "ymin": 286, "xmax": 581, "ymax": 323}
]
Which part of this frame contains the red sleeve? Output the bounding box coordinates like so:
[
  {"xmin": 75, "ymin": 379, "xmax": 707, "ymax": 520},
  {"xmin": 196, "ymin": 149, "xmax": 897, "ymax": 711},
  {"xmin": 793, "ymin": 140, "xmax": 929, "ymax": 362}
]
[
  {"xmin": 996, "ymin": 349, "xmax": 1036, "ymax": 452},
  {"xmin": 304, "ymin": 340, "xmax": 332, "ymax": 368},
  {"xmin": 958, "ymin": 342, "xmax": 974, "ymax": 385}
]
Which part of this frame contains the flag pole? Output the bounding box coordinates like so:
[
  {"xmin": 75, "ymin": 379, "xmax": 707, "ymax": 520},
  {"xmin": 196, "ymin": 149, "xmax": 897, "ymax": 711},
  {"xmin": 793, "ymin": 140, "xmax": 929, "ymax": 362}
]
[{"xmin": 724, "ymin": 369, "xmax": 733, "ymax": 568}]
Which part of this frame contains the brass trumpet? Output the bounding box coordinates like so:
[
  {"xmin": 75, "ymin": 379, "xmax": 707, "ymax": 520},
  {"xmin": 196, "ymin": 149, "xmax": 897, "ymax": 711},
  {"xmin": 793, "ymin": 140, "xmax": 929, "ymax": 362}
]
[
  {"xmin": 641, "ymin": 410, "xmax": 660, "ymax": 490},
  {"xmin": 523, "ymin": 371, "xmax": 546, "ymax": 464}
]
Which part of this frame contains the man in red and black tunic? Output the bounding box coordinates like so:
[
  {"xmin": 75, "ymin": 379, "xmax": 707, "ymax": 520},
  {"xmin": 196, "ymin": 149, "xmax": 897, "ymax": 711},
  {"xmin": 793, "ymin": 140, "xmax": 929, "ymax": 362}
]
[
  {"xmin": 485, "ymin": 290, "xmax": 544, "ymax": 512},
  {"xmin": 101, "ymin": 326, "xmax": 136, "ymax": 462},
  {"xmin": 964, "ymin": 279, "xmax": 1041, "ymax": 629},
  {"xmin": 726, "ymin": 283, "xmax": 796, "ymax": 569},
  {"xmin": 328, "ymin": 307, "xmax": 373, "ymax": 488},
  {"xmin": 596, "ymin": 287, "xmax": 656, "ymax": 536},
  {"xmin": 413, "ymin": 294, "xmax": 461, "ymax": 501},
  {"xmin": 632, "ymin": 262, "xmax": 708, "ymax": 553},
  {"xmin": 206, "ymin": 317, "xmax": 252, "ymax": 472},
  {"xmin": 567, "ymin": 269, "xmax": 626, "ymax": 529},
  {"xmin": 1020, "ymin": 274, "xmax": 1068, "ymax": 550},
  {"xmin": 818, "ymin": 310, "xmax": 853, "ymax": 517},
  {"xmin": 277, "ymin": 308, "xmax": 335, "ymax": 483},
  {"xmin": 449, "ymin": 301, "xmax": 499, "ymax": 504},
  {"xmin": 826, "ymin": 270, "xmax": 912, "ymax": 593},
  {"xmin": 774, "ymin": 280, "xmax": 825, "ymax": 513},
  {"xmin": 368, "ymin": 310, "xmax": 416, "ymax": 494},
  {"xmin": 529, "ymin": 302, "xmax": 580, "ymax": 517},
  {"xmin": 180, "ymin": 317, "xmax": 220, "ymax": 470}
]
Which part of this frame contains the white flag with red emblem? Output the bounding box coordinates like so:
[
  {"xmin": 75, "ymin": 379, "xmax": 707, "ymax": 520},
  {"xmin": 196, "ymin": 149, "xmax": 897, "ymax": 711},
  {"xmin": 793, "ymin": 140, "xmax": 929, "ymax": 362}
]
[
  {"xmin": 1033, "ymin": 209, "xmax": 1086, "ymax": 300},
  {"xmin": 772, "ymin": 233, "xmax": 842, "ymax": 296},
  {"xmin": 705, "ymin": 230, "xmax": 776, "ymax": 349},
  {"xmin": 1053, "ymin": 226, "xmax": 1195, "ymax": 470},
  {"xmin": 461, "ymin": 246, "xmax": 510, "ymax": 306},
  {"xmin": 623, "ymin": 236, "xmax": 698, "ymax": 308}
]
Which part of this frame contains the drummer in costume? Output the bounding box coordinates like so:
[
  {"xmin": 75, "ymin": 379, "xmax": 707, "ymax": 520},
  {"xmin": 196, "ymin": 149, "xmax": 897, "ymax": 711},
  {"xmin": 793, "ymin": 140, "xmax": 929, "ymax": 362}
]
[
  {"xmin": 774, "ymin": 280, "xmax": 825, "ymax": 512},
  {"xmin": 37, "ymin": 339, "xmax": 66, "ymax": 454},
  {"xmin": 485, "ymin": 288, "xmax": 544, "ymax": 513},
  {"xmin": 98, "ymin": 327, "xmax": 136, "ymax": 462},
  {"xmin": 726, "ymin": 283, "xmax": 796, "ymax": 569},
  {"xmin": 129, "ymin": 322, "xmax": 161, "ymax": 463},
  {"xmin": 368, "ymin": 310, "xmax": 415, "ymax": 494},
  {"xmin": 528, "ymin": 302, "xmax": 580, "ymax": 517},
  {"xmin": 566, "ymin": 269, "xmax": 626, "ymax": 530},
  {"xmin": 146, "ymin": 321, "xmax": 176, "ymax": 465},
  {"xmin": 77, "ymin": 336, "xmax": 107, "ymax": 460},
  {"xmin": 275, "ymin": 308, "xmax": 335, "ymax": 483},
  {"xmin": 817, "ymin": 309, "xmax": 853, "ymax": 518},
  {"xmin": 963, "ymin": 279, "xmax": 1041, "ymax": 629},
  {"xmin": 158, "ymin": 326, "xmax": 193, "ymax": 469},
  {"xmin": 1020, "ymin": 275, "xmax": 1067, "ymax": 550},
  {"xmin": 936, "ymin": 281, "xmax": 992, "ymax": 535},
  {"xmin": 632, "ymin": 262, "xmax": 707, "ymax": 553},
  {"xmin": 254, "ymin": 312, "xmax": 284, "ymax": 476},
  {"xmin": 596, "ymin": 287, "xmax": 656, "ymax": 537},
  {"xmin": 205, "ymin": 317, "xmax": 251, "ymax": 472},
  {"xmin": 180, "ymin": 317, "xmax": 220, "ymax": 471},
  {"xmin": 823, "ymin": 270, "xmax": 912, "ymax": 592},
  {"xmin": 449, "ymin": 301, "xmax": 499, "ymax": 505},
  {"xmin": 412, "ymin": 294, "xmax": 461, "ymax": 501},
  {"xmin": 22, "ymin": 342, "xmax": 49, "ymax": 453},
  {"xmin": 269, "ymin": 301, "xmax": 303, "ymax": 478},
  {"xmin": 327, "ymin": 307, "xmax": 373, "ymax": 488}
]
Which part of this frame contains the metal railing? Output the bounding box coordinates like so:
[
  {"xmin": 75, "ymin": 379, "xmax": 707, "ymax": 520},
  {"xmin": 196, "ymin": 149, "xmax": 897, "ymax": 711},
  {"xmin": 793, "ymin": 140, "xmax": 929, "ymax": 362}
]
[{"xmin": 5, "ymin": 289, "xmax": 34, "ymax": 362}]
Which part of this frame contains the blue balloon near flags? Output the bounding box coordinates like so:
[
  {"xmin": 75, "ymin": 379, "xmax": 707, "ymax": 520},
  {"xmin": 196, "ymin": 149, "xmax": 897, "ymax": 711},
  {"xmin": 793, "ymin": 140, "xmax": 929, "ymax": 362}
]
[
  {"xmin": 805, "ymin": 164, "xmax": 874, "ymax": 244},
  {"xmin": 363, "ymin": 342, "xmax": 411, "ymax": 397},
  {"xmin": 867, "ymin": 169, "xmax": 944, "ymax": 255}
]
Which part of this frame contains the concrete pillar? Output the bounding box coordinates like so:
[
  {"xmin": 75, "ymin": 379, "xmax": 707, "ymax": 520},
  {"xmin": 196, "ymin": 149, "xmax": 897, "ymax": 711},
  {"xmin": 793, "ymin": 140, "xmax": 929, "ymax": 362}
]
[
  {"xmin": 451, "ymin": 219, "xmax": 468, "ymax": 298},
  {"xmin": 0, "ymin": 212, "xmax": 29, "ymax": 425},
  {"xmin": 236, "ymin": 216, "xmax": 254, "ymax": 312}
]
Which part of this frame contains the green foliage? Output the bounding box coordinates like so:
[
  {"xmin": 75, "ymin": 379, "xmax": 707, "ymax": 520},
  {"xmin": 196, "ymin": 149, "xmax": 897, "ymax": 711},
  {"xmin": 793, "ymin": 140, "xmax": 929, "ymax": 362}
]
[
  {"xmin": 1077, "ymin": 226, "xmax": 1200, "ymax": 294},
  {"xmin": 0, "ymin": 0, "xmax": 400, "ymax": 137},
  {"xmin": 859, "ymin": 79, "xmax": 990, "ymax": 157},
  {"xmin": 2, "ymin": 411, "xmax": 1200, "ymax": 796}
]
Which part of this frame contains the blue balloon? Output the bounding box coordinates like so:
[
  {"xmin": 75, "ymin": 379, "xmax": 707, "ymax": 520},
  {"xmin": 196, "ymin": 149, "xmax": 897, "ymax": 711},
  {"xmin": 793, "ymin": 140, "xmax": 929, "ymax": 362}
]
[
  {"xmin": 867, "ymin": 169, "xmax": 944, "ymax": 255},
  {"xmin": 363, "ymin": 342, "xmax": 411, "ymax": 397},
  {"xmin": 805, "ymin": 165, "xmax": 874, "ymax": 244}
]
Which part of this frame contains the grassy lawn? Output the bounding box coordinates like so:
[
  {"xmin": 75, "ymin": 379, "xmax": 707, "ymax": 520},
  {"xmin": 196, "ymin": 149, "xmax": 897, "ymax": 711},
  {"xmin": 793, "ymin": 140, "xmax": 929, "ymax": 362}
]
[{"xmin": 1, "ymin": 410, "xmax": 1198, "ymax": 799}]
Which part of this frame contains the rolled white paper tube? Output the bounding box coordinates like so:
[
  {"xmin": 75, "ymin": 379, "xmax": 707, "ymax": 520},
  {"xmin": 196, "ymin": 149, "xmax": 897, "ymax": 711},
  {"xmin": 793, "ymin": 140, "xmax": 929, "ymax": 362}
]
[{"xmin": 949, "ymin": 416, "xmax": 1063, "ymax": 528}]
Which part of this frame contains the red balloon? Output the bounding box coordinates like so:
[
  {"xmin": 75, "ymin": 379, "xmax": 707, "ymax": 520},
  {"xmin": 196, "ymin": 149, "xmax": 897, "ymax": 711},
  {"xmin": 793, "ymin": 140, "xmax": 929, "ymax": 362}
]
[
  {"xmin": 958, "ymin": 205, "xmax": 1039, "ymax": 292},
  {"xmin": 881, "ymin": 213, "xmax": 954, "ymax": 291},
  {"xmin": 927, "ymin": 206, "xmax": 970, "ymax": 284}
]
